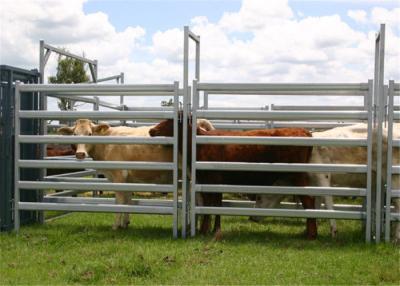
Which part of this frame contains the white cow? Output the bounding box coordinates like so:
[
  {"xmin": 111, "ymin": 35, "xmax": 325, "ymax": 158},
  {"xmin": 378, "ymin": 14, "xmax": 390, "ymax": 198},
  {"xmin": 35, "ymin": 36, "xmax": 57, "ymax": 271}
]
[
  {"xmin": 255, "ymin": 123, "xmax": 400, "ymax": 241},
  {"xmin": 58, "ymin": 118, "xmax": 215, "ymax": 230}
]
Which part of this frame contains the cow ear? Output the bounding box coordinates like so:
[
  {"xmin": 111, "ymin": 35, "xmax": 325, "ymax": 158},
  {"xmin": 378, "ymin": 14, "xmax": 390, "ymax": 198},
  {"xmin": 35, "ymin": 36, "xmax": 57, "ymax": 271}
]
[
  {"xmin": 58, "ymin": 126, "xmax": 74, "ymax": 135},
  {"xmin": 93, "ymin": 123, "xmax": 110, "ymax": 134}
]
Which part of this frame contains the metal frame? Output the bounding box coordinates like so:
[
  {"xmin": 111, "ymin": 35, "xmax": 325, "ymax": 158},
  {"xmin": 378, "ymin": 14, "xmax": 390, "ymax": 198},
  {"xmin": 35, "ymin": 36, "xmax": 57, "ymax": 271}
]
[
  {"xmin": 182, "ymin": 26, "xmax": 200, "ymax": 238},
  {"xmin": 14, "ymin": 82, "xmax": 180, "ymax": 238},
  {"xmin": 385, "ymin": 80, "xmax": 400, "ymax": 241},
  {"xmin": 190, "ymin": 80, "xmax": 374, "ymax": 242},
  {"xmin": 373, "ymin": 24, "xmax": 385, "ymax": 242}
]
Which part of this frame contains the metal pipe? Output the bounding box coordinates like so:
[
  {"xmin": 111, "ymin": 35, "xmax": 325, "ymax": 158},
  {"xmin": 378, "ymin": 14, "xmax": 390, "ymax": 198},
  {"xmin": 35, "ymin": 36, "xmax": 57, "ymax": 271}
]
[
  {"xmin": 19, "ymin": 110, "xmax": 174, "ymax": 119},
  {"xmin": 19, "ymin": 202, "xmax": 173, "ymax": 214},
  {"xmin": 195, "ymin": 207, "xmax": 365, "ymax": 220},
  {"xmin": 19, "ymin": 160, "xmax": 174, "ymax": 170},
  {"xmin": 19, "ymin": 135, "xmax": 174, "ymax": 145},
  {"xmin": 197, "ymin": 110, "xmax": 368, "ymax": 120},
  {"xmin": 195, "ymin": 162, "xmax": 368, "ymax": 173},
  {"xmin": 195, "ymin": 136, "xmax": 367, "ymax": 147},
  {"xmin": 18, "ymin": 181, "xmax": 174, "ymax": 193}
]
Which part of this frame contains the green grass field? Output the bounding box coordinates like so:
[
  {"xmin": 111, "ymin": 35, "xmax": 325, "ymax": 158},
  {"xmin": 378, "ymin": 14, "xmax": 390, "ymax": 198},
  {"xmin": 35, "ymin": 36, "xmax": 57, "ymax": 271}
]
[{"xmin": 1, "ymin": 213, "xmax": 399, "ymax": 285}]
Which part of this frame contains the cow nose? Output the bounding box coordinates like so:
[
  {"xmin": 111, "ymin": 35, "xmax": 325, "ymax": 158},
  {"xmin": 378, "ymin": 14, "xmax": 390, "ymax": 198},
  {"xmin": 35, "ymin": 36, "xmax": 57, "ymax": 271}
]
[{"xmin": 76, "ymin": 152, "xmax": 86, "ymax": 160}]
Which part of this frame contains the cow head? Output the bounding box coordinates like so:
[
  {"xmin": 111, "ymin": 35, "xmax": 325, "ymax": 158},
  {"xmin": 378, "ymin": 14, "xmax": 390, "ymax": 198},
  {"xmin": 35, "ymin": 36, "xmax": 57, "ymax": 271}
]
[{"xmin": 57, "ymin": 119, "xmax": 110, "ymax": 160}]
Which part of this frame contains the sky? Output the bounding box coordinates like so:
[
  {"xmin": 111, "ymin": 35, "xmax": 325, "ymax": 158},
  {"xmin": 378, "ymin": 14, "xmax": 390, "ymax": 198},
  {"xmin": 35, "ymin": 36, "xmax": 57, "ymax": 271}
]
[{"xmin": 1, "ymin": 0, "xmax": 399, "ymax": 109}]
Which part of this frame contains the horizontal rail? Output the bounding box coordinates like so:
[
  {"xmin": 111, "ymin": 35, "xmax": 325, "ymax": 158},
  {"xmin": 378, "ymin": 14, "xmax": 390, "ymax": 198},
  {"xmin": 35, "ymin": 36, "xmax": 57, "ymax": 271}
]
[
  {"xmin": 391, "ymin": 213, "xmax": 400, "ymax": 221},
  {"xmin": 17, "ymin": 83, "xmax": 176, "ymax": 93},
  {"xmin": 18, "ymin": 202, "xmax": 173, "ymax": 214},
  {"xmin": 195, "ymin": 136, "xmax": 367, "ymax": 147},
  {"xmin": 211, "ymin": 122, "xmax": 356, "ymax": 130},
  {"xmin": 18, "ymin": 160, "xmax": 174, "ymax": 170},
  {"xmin": 19, "ymin": 111, "xmax": 174, "ymax": 120},
  {"xmin": 49, "ymin": 94, "xmax": 122, "ymax": 110},
  {"xmin": 196, "ymin": 110, "xmax": 368, "ymax": 120},
  {"xmin": 391, "ymin": 139, "xmax": 400, "ymax": 148},
  {"xmin": 19, "ymin": 135, "xmax": 173, "ymax": 145},
  {"xmin": 44, "ymin": 170, "xmax": 97, "ymax": 178},
  {"xmin": 222, "ymin": 200, "xmax": 363, "ymax": 212},
  {"xmin": 195, "ymin": 206, "xmax": 365, "ymax": 220},
  {"xmin": 44, "ymin": 177, "xmax": 109, "ymax": 183},
  {"xmin": 18, "ymin": 181, "xmax": 174, "ymax": 192},
  {"xmin": 197, "ymin": 83, "xmax": 369, "ymax": 94},
  {"xmin": 45, "ymin": 190, "xmax": 84, "ymax": 197},
  {"xmin": 391, "ymin": 190, "xmax": 400, "ymax": 198},
  {"xmin": 391, "ymin": 166, "xmax": 400, "ymax": 174},
  {"xmin": 271, "ymin": 105, "xmax": 365, "ymax": 111},
  {"xmin": 195, "ymin": 184, "xmax": 366, "ymax": 197},
  {"xmin": 195, "ymin": 162, "xmax": 368, "ymax": 173},
  {"xmin": 43, "ymin": 196, "xmax": 177, "ymax": 207}
]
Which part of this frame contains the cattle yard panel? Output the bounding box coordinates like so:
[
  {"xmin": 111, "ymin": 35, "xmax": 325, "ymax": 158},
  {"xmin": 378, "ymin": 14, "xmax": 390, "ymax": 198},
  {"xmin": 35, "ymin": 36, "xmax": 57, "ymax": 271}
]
[
  {"xmin": 384, "ymin": 80, "xmax": 400, "ymax": 241},
  {"xmin": 14, "ymin": 83, "xmax": 180, "ymax": 238},
  {"xmin": 182, "ymin": 26, "xmax": 200, "ymax": 238},
  {"xmin": 190, "ymin": 80, "xmax": 374, "ymax": 242}
]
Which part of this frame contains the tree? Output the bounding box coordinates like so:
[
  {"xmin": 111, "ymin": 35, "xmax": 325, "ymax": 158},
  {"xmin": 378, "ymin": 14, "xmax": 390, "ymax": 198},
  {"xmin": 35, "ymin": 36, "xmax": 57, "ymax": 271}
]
[{"xmin": 48, "ymin": 55, "xmax": 89, "ymax": 111}]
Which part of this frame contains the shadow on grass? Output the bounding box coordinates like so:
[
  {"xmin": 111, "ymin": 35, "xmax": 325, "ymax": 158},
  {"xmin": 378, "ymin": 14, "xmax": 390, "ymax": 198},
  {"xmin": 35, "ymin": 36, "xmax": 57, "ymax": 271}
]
[{"xmin": 5, "ymin": 212, "xmax": 379, "ymax": 251}]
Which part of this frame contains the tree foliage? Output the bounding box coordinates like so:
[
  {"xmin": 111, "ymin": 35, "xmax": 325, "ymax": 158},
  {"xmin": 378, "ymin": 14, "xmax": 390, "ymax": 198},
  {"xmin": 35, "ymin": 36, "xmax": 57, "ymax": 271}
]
[{"xmin": 48, "ymin": 55, "xmax": 89, "ymax": 111}]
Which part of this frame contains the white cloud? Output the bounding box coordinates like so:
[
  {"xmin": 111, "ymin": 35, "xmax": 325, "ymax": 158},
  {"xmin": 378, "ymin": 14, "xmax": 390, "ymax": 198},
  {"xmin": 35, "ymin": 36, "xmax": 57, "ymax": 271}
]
[
  {"xmin": 348, "ymin": 9, "xmax": 368, "ymax": 23},
  {"xmin": 371, "ymin": 7, "xmax": 400, "ymax": 29},
  {"xmin": 1, "ymin": 0, "xmax": 399, "ymax": 110}
]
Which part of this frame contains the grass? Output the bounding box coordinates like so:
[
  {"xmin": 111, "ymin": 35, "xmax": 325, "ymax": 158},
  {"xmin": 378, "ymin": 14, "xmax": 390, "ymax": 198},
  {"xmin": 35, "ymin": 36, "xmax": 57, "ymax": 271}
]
[{"xmin": 1, "ymin": 213, "xmax": 399, "ymax": 285}]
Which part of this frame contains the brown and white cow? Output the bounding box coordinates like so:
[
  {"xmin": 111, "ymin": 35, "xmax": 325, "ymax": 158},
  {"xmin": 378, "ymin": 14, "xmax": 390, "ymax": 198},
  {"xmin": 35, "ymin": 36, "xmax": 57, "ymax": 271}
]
[
  {"xmin": 255, "ymin": 123, "xmax": 400, "ymax": 241},
  {"xmin": 58, "ymin": 119, "xmax": 215, "ymax": 230},
  {"xmin": 149, "ymin": 118, "xmax": 317, "ymax": 240}
]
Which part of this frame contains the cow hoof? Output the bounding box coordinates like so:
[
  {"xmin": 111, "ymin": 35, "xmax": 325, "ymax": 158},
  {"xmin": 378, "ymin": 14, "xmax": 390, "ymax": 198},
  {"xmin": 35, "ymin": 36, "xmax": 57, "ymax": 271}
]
[
  {"xmin": 214, "ymin": 230, "xmax": 223, "ymax": 241},
  {"xmin": 330, "ymin": 228, "xmax": 338, "ymax": 239}
]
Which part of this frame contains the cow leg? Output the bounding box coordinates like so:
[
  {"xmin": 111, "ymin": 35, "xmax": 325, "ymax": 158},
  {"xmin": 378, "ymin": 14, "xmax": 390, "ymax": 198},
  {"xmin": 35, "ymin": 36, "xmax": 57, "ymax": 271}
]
[
  {"xmin": 213, "ymin": 193, "xmax": 223, "ymax": 241},
  {"xmin": 324, "ymin": 195, "xmax": 337, "ymax": 238},
  {"xmin": 294, "ymin": 173, "xmax": 317, "ymax": 240},
  {"xmin": 310, "ymin": 173, "xmax": 337, "ymax": 238},
  {"xmin": 112, "ymin": 171, "xmax": 132, "ymax": 230},
  {"xmin": 300, "ymin": 195, "xmax": 317, "ymax": 240},
  {"xmin": 200, "ymin": 215, "xmax": 211, "ymax": 235},
  {"xmin": 113, "ymin": 191, "xmax": 125, "ymax": 230}
]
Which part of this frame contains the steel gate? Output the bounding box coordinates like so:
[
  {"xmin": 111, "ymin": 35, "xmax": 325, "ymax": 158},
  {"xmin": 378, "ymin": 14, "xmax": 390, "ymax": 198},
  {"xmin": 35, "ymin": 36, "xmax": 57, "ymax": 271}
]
[
  {"xmin": 190, "ymin": 81, "xmax": 375, "ymax": 242},
  {"xmin": 14, "ymin": 83, "xmax": 180, "ymax": 237}
]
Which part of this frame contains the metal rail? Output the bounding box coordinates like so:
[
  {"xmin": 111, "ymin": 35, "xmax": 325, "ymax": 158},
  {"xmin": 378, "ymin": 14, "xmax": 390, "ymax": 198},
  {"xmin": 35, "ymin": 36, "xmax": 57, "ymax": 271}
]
[
  {"xmin": 190, "ymin": 79, "xmax": 374, "ymax": 241},
  {"xmin": 14, "ymin": 82, "xmax": 180, "ymax": 238}
]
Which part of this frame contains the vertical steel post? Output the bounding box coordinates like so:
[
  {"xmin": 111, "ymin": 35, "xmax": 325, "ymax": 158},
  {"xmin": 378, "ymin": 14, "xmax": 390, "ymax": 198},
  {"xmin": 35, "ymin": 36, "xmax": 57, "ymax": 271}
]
[
  {"xmin": 14, "ymin": 83, "xmax": 21, "ymax": 232},
  {"xmin": 182, "ymin": 26, "xmax": 190, "ymax": 238},
  {"xmin": 375, "ymin": 24, "xmax": 385, "ymax": 243},
  {"xmin": 190, "ymin": 80, "xmax": 198, "ymax": 237},
  {"xmin": 366, "ymin": 79, "xmax": 374, "ymax": 242},
  {"xmin": 38, "ymin": 40, "xmax": 46, "ymax": 224},
  {"xmin": 203, "ymin": 92, "xmax": 208, "ymax": 109},
  {"xmin": 173, "ymin": 81, "xmax": 179, "ymax": 238},
  {"xmin": 385, "ymin": 80, "xmax": 395, "ymax": 241},
  {"xmin": 120, "ymin": 72, "xmax": 125, "ymax": 106}
]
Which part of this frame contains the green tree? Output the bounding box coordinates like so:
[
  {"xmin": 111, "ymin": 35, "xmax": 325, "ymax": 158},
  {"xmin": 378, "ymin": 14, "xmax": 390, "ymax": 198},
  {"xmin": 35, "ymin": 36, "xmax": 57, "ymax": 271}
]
[{"xmin": 49, "ymin": 55, "xmax": 89, "ymax": 111}]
